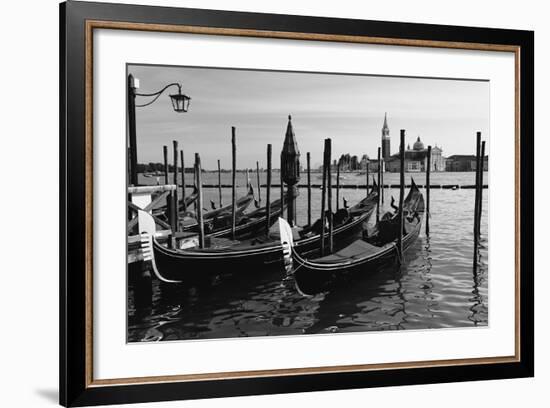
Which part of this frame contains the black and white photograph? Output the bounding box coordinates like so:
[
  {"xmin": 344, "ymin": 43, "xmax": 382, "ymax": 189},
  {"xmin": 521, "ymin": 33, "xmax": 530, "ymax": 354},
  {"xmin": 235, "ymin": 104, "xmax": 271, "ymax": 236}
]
[
  {"xmin": 127, "ymin": 64, "xmax": 489, "ymax": 342},
  {"xmin": 0, "ymin": 0, "xmax": 541, "ymax": 405}
]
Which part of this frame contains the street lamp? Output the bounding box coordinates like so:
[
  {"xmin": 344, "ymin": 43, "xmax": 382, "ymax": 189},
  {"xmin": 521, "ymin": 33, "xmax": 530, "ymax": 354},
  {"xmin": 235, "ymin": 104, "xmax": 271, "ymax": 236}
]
[
  {"xmin": 127, "ymin": 74, "xmax": 191, "ymax": 186},
  {"xmin": 169, "ymin": 89, "xmax": 191, "ymax": 113}
]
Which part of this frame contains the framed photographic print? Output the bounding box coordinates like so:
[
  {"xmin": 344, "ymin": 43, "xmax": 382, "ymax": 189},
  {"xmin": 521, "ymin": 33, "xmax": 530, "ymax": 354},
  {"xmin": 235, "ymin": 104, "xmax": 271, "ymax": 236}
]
[{"xmin": 60, "ymin": 0, "xmax": 534, "ymax": 406}]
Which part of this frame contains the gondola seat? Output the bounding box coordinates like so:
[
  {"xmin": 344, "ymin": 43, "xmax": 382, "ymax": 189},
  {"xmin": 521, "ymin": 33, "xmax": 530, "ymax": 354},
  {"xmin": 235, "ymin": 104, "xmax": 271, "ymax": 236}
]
[{"xmin": 312, "ymin": 240, "xmax": 382, "ymax": 264}]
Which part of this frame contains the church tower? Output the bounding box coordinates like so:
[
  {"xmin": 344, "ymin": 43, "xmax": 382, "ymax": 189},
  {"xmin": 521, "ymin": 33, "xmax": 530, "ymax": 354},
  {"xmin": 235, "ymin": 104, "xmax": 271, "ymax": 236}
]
[{"xmin": 381, "ymin": 112, "xmax": 391, "ymax": 161}]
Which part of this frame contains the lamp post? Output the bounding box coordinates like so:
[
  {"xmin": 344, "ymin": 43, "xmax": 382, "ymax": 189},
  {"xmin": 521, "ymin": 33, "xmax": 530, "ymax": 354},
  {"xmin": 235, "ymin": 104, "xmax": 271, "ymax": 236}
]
[
  {"xmin": 280, "ymin": 115, "xmax": 301, "ymax": 227},
  {"xmin": 127, "ymin": 74, "xmax": 191, "ymax": 186}
]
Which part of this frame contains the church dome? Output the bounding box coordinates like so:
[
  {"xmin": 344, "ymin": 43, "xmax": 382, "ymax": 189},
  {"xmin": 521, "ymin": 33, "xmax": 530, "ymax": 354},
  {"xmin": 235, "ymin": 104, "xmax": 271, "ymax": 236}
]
[{"xmin": 413, "ymin": 136, "xmax": 424, "ymax": 150}]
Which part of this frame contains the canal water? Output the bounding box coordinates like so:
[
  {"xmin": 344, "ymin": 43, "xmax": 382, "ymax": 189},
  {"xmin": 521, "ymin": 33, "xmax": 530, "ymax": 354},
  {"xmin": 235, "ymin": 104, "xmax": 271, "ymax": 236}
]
[{"xmin": 128, "ymin": 171, "xmax": 488, "ymax": 342}]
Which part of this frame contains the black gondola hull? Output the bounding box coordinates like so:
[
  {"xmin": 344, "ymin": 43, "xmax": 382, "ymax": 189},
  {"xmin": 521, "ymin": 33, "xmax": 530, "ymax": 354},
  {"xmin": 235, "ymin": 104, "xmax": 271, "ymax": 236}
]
[
  {"xmin": 291, "ymin": 181, "xmax": 423, "ymax": 295},
  {"xmin": 153, "ymin": 241, "xmax": 285, "ymax": 284},
  {"xmin": 150, "ymin": 190, "xmax": 378, "ymax": 285},
  {"xmin": 152, "ymin": 207, "xmax": 374, "ymax": 284},
  {"xmin": 293, "ymin": 223, "xmax": 421, "ymax": 295},
  {"xmin": 206, "ymin": 201, "xmax": 287, "ymax": 240}
]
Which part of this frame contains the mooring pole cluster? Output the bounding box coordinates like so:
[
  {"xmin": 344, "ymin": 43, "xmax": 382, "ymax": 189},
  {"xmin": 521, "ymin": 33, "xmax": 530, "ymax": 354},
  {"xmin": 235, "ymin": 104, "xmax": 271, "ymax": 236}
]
[{"xmin": 473, "ymin": 131, "xmax": 486, "ymax": 271}]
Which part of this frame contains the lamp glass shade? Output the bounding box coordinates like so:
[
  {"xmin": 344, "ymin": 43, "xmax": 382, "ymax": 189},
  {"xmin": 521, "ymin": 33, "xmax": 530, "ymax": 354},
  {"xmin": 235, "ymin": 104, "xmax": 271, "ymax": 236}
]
[{"xmin": 169, "ymin": 92, "xmax": 191, "ymax": 113}]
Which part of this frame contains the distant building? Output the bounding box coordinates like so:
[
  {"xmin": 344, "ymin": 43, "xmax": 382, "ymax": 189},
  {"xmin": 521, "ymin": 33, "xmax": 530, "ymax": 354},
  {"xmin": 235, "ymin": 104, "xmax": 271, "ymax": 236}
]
[
  {"xmin": 445, "ymin": 155, "xmax": 488, "ymax": 172},
  {"xmin": 359, "ymin": 154, "xmax": 369, "ymax": 170},
  {"xmin": 368, "ymin": 161, "xmax": 381, "ymax": 172},
  {"xmin": 385, "ymin": 136, "xmax": 445, "ymax": 172},
  {"xmin": 335, "ymin": 153, "xmax": 361, "ymax": 171}
]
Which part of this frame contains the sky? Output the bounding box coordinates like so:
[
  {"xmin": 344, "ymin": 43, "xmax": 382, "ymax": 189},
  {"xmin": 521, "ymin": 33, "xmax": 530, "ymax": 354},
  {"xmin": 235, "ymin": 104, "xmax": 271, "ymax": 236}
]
[{"xmin": 129, "ymin": 64, "xmax": 489, "ymax": 170}]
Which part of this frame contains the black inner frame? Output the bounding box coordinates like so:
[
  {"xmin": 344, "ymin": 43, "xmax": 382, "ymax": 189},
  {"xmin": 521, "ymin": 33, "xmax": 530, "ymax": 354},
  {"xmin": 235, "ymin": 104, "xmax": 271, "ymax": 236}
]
[{"xmin": 60, "ymin": 1, "xmax": 534, "ymax": 406}]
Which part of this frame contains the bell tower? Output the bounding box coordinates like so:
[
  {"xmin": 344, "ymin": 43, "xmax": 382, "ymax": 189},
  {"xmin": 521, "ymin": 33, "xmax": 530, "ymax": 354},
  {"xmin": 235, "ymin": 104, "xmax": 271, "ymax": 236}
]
[{"xmin": 381, "ymin": 112, "xmax": 391, "ymax": 161}]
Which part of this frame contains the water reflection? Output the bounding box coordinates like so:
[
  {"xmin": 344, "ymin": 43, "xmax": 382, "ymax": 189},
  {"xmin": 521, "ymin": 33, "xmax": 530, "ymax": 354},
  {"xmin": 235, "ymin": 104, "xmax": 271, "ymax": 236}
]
[{"xmin": 469, "ymin": 234, "xmax": 488, "ymax": 326}]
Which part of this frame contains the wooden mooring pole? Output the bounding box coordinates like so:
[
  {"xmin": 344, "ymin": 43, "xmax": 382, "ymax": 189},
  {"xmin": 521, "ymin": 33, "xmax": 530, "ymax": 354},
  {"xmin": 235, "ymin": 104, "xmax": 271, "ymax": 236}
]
[
  {"xmin": 381, "ymin": 159, "xmax": 384, "ymax": 204},
  {"xmin": 192, "ymin": 159, "xmax": 197, "ymax": 211},
  {"xmin": 473, "ymin": 132, "xmax": 482, "ymax": 269},
  {"xmin": 307, "ymin": 152, "xmax": 312, "ymax": 226},
  {"xmin": 376, "ymin": 147, "xmax": 381, "ymax": 223},
  {"xmin": 474, "ymin": 132, "xmax": 482, "ymax": 234},
  {"xmin": 256, "ymin": 161, "xmax": 261, "ymax": 203},
  {"xmin": 280, "ymin": 158, "xmax": 284, "ymax": 219},
  {"xmin": 172, "ymin": 140, "xmax": 179, "ymax": 231},
  {"xmin": 477, "ymin": 141, "xmax": 486, "ymax": 238},
  {"xmin": 366, "ymin": 160, "xmax": 370, "ymax": 195},
  {"xmin": 180, "ymin": 150, "xmax": 186, "ymax": 213},
  {"xmin": 320, "ymin": 139, "xmax": 329, "ymax": 256},
  {"xmin": 163, "ymin": 145, "xmax": 169, "ymax": 185},
  {"xmin": 426, "ymin": 145, "xmax": 432, "ymax": 235},
  {"xmin": 397, "ymin": 130, "xmax": 405, "ymax": 262},
  {"xmin": 336, "ymin": 159, "xmax": 341, "ymax": 211},
  {"xmin": 193, "ymin": 165, "xmax": 198, "ymax": 204},
  {"xmin": 474, "ymin": 137, "xmax": 486, "ymax": 269},
  {"xmin": 217, "ymin": 159, "xmax": 222, "ymax": 208},
  {"xmin": 231, "ymin": 127, "xmax": 237, "ymax": 240},
  {"xmin": 163, "ymin": 145, "xmax": 175, "ymax": 247},
  {"xmin": 128, "ymin": 74, "xmax": 138, "ymax": 187},
  {"xmin": 195, "ymin": 153, "xmax": 205, "ymax": 249},
  {"xmin": 327, "ymin": 139, "xmax": 333, "ymax": 254},
  {"xmin": 266, "ymin": 144, "xmax": 272, "ymax": 235}
]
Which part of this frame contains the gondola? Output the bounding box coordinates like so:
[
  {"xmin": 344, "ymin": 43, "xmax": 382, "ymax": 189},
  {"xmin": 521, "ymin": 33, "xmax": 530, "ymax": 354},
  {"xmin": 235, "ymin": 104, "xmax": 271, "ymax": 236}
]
[
  {"xmin": 177, "ymin": 185, "xmax": 256, "ymax": 233},
  {"xmin": 206, "ymin": 196, "xmax": 287, "ymax": 239},
  {"xmin": 281, "ymin": 179, "xmax": 424, "ymax": 295},
  {"xmin": 136, "ymin": 184, "xmax": 379, "ymax": 284},
  {"xmin": 151, "ymin": 186, "xmax": 199, "ymax": 219},
  {"xmin": 202, "ymin": 185, "xmax": 256, "ymax": 221}
]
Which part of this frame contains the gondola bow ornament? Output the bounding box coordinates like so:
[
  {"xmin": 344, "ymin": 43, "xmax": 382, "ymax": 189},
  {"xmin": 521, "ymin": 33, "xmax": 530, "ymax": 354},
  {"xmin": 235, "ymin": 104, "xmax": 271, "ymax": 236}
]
[
  {"xmin": 278, "ymin": 217, "xmax": 295, "ymax": 269},
  {"xmin": 137, "ymin": 210, "xmax": 181, "ymax": 283}
]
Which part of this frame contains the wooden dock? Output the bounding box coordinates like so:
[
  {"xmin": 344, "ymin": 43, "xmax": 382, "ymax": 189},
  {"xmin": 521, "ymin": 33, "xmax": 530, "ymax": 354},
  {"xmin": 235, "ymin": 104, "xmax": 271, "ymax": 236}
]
[{"xmin": 127, "ymin": 184, "xmax": 178, "ymax": 265}]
